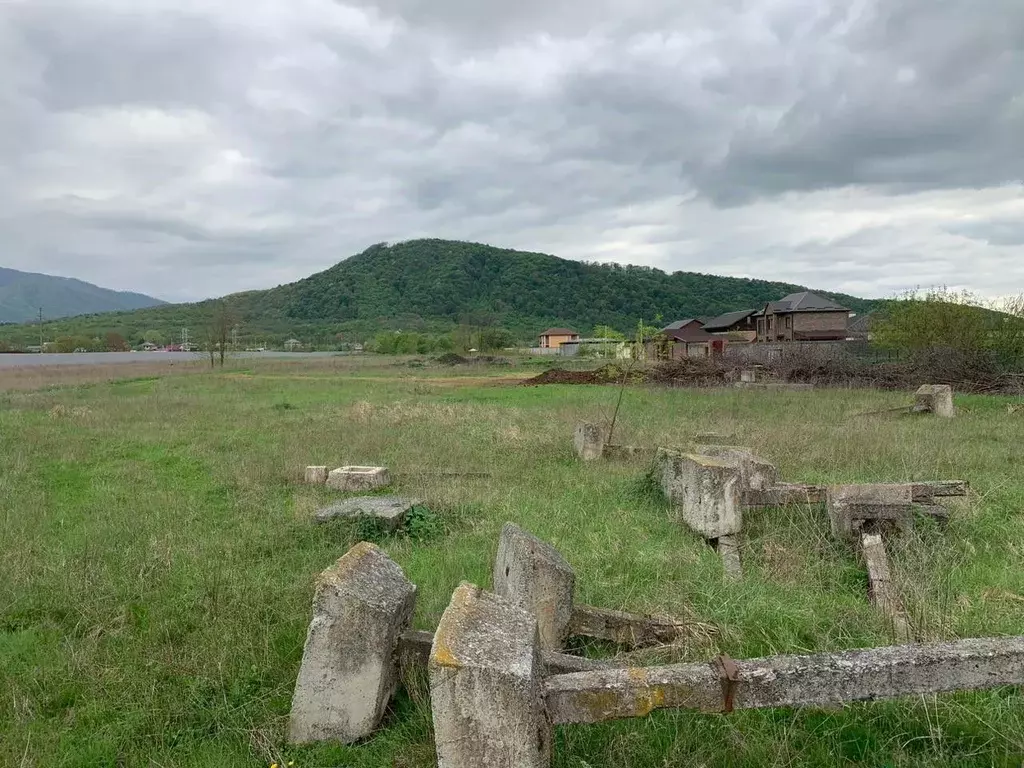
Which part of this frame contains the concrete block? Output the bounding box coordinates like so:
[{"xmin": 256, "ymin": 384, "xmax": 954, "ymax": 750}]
[
  {"xmin": 827, "ymin": 484, "xmax": 913, "ymax": 542},
  {"xmin": 305, "ymin": 466, "xmax": 329, "ymax": 485},
  {"xmin": 915, "ymin": 384, "xmax": 955, "ymax": 417},
  {"xmin": 573, "ymin": 422, "xmax": 607, "ymax": 461},
  {"xmin": 314, "ymin": 496, "xmax": 421, "ymax": 529},
  {"xmin": 861, "ymin": 532, "xmax": 911, "ymax": 642},
  {"xmin": 288, "ymin": 542, "xmax": 416, "ymax": 745},
  {"xmin": 493, "ymin": 523, "xmax": 576, "ymax": 650},
  {"xmin": 430, "ymin": 583, "xmax": 550, "ymax": 768},
  {"xmin": 657, "ymin": 449, "xmax": 743, "ymax": 539},
  {"xmin": 326, "ymin": 465, "xmax": 391, "ymax": 492},
  {"xmin": 698, "ymin": 445, "xmax": 779, "ymax": 492}
]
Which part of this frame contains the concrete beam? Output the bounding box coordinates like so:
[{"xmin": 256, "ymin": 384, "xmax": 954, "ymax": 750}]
[
  {"xmin": 288, "ymin": 542, "xmax": 416, "ymax": 745},
  {"xmin": 545, "ymin": 636, "xmax": 1024, "ymax": 725},
  {"xmin": 827, "ymin": 484, "xmax": 914, "ymax": 542},
  {"xmin": 911, "ymin": 481, "xmax": 969, "ymax": 502},
  {"xmin": 493, "ymin": 522, "xmax": 576, "ymax": 650},
  {"xmin": 568, "ymin": 605, "xmax": 698, "ymax": 648},
  {"xmin": 430, "ymin": 584, "xmax": 550, "ymax": 768},
  {"xmin": 860, "ymin": 532, "xmax": 912, "ymax": 643}
]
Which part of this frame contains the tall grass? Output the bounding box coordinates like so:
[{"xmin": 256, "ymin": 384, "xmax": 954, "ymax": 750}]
[{"xmin": 1, "ymin": 358, "xmax": 1023, "ymax": 766}]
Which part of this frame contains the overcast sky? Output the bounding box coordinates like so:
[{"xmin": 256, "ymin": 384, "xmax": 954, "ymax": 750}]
[{"xmin": 1, "ymin": 0, "xmax": 1022, "ymax": 303}]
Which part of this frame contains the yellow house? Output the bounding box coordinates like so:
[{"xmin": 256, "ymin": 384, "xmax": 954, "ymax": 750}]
[{"xmin": 538, "ymin": 327, "xmax": 580, "ymax": 349}]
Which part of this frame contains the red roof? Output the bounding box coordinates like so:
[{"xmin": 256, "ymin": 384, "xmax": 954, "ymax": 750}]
[{"xmin": 539, "ymin": 328, "xmax": 578, "ymax": 337}]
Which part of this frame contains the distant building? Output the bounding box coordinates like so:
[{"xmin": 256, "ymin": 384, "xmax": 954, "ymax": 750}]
[
  {"xmin": 755, "ymin": 292, "xmax": 851, "ymax": 343},
  {"xmin": 702, "ymin": 310, "xmax": 758, "ymax": 344},
  {"xmin": 538, "ymin": 327, "xmax": 580, "ymax": 349},
  {"xmin": 648, "ymin": 319, "xmax": 725, "ymax": 359},
  {"xmin": 285, "ymin": 338, "xmax": 303, "ymax": 351}
]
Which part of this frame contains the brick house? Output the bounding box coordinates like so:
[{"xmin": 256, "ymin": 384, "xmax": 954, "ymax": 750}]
[
  {"xmin": 754, "ymin": 292, "xmax": 850, "ymax": 342},
  {"xmin": 648, "ymin": 319, "xmax": 725, "ymax": 359},
  {"xmin": 702, "ymin": 309, "xmax": 758, "ymax": 343},
  {"xmin": 538, "ymin": 327, "xmax": 580, "ymax": 349}
]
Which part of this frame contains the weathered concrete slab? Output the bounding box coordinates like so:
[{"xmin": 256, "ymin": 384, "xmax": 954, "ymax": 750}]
[
  {"xmin": 911, "ymin": 480, "xmax": 969, "ymax": 501},
  {"xmin": 288, "ymin": 542, "xmax": 416, "ymax": 745},
  {"xmin": 698, "ymin": 445, "xmax": 780, "ymax": 492},
  {"xmin": 568, "ymin": 605, "xmax": 696, "ymax": 648},
  {"xmin": 827, "ymin": 484, "xmax": 914, "ymax": 542},
  {"xmin": 430, "ymin": 583, "xmax": 550, "ymax": 768},
  {"xmin": 305, "ymin": 465, "xmax": 328, "ymax": 485},
  {"xmin": 657, "ymin": 449, "xmax": 743, "ymax": 539},
  {"xmin": 717, "ymin": 534, "xmax": 743, "ymax": 581},
  {"xmin": 573, "ymin": 422, "xmax": 608, "ymax": 461},
  {"xmin": 915, "ymin": 384, "xmax": 955, "ymax": 418},
  {"xmin": 544, "ymin": 636, "xmax": 1024, "ymax": 725},
  {"xmin": 861, "ymin": 532, "xmax": 912, "ymax": 642},
  {"xmin": 326, "ymin": 465, "xmax": 391, "ymax": 492},
  {"xmin": 493, "ymin": 523, "xmax": 576, "ymax": 650},
  {"xmin": 314, "ymin": 496, "xmax": 421, "ymax": 529}
]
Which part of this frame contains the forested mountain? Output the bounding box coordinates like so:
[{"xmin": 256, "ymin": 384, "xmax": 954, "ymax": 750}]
[
  {"xmin": 0, "ymin": 240, "xmax": 875, "ymax": 346},
  {"xmin": 0, "ymin": 267, "xmax": 164, "ymax": 323}
]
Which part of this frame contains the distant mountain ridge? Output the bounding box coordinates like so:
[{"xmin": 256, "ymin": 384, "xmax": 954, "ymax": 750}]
[
  {"xmin": 0, "ymin": 240, "xmax": 876, "ymax": 343},
  {"xmin": 0, "ymin": 267, "xmax": 165, "ymax": 323}
]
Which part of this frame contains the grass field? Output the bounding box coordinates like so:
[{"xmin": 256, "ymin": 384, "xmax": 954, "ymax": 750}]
[{"xmin": 2, "ymin": 356, "xmax": 1024, "ymax": 767}]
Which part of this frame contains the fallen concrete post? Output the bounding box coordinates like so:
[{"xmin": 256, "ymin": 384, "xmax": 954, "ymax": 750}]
[
  {"xmin": 305, "ymin": 465, "xmax": 328, "ymax": 485},
  {"xmin": 860, "ymin": 532, "xmax": 912, "ymax": 642},
  {"xmin": 288, "ymin": 542, "xmax": 416, "ymax": 745},
  {"xmin": 544, "ymin": 636, "xmax": 1024, "ymax": 725},
  {"xmin": 573, "ymin": 422, "xmax": 608, "ymax": 461},
  {"xmin": 430, "ymin": 583, "xmax": 550, "ymax": 768},
  {"xmin": 911, "ymin": 480, "xmax": 969, "ymax": 502},
  {"xmin": 745, "ymin": 483, "xmax": 826, "ymax": 507},
  {"xmin": 493, "ymin": 523, "xmax": 576, "ymax": 650},
  {"xmin": 326, "ymin": 465, "xmax": 391, "ymax": 492},
  {"xmin": 568, "ymin": 605, "xmax": 700, "ymax": 648},
  {"xmin": 914, "ymin": 384, "xmax": 955, "ymax": 418}
]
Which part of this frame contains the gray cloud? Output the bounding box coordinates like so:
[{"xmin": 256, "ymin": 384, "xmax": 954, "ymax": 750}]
[{"xmin": 0, "ymin": 0, "xmax": 1022, "ymax": 304}]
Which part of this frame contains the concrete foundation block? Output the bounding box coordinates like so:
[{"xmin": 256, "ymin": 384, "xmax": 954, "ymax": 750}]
[
  {"xmin": 827, "ymin": 484, "xmax": 913, "ymax": 542},
  {"xmin": 430, "ymin": 583, "xmax": 550, "ymax": 768},
  {"xmin": 573, "ymin": 422, "xmax": 608, "ymax": 461},
  {"xmin": 326, "ymin": 465, "xmax": 391, "ymax": 492},
  {"xmin": 914, "ymin": 385, "xmax": 955, "ymax": 417},
  {"xmin": 288, "ymin": 542, "xmax": 417, "ymax": 745},
  {"xmin": 698, "ymin": 445, "xmax": 780, "ymax": 492},
  {"xmin": 314, "ymin": 496, "xmax": 421, "ymax": 529},
  {"xmin": 493, "ymin": 523, "xmax": 576, "ymax": 650},
  {"xmin": 657, "ymin": 449, "xmax": 744, "ymax": 539},
  {"xmin": 305, "ymin": 466, "xmax": 329, "ymax": 485}
]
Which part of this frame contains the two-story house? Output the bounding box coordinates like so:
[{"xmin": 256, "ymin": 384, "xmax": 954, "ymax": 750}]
[
  {"xmin": 755, "ymin": 292, "xmax": 850, "ymax": 343},
  {"xmin": 537, "ymin": 328, "xmax": 580, "ymax": 349}
]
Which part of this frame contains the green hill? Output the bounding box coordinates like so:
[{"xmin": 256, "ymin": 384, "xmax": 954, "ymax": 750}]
[
  {"xmin": 0, "ymin": 239, "xmax": 876, "ymax": 347},
  {"xmin": 0, "ymin": 267, "xmax": 164, "ymax": 324}
]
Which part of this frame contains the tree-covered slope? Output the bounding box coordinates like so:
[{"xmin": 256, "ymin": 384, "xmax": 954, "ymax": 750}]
[
  {"xmin": 0, "ymin": 267, "xmax": 165, "ymax": 323},
  {"xmin": 0, "ymin": 239, "xmax": 876, "ymax": 345}
]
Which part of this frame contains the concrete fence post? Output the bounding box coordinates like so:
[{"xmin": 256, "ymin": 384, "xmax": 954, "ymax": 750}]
[
  {"xmin": 657, "ymin": 449, "xmax": 744, "ymax": 539},
  {"xmin": 430, "ymin": 583, "xmax": 551, "ymax": 768},
  {"xmin": 914, "ymin": 384, "xmax": 955, "ymax": 418},
  {"xmin": 573, "ymin": 422, "xmax": 607, "ymax": 461},
  {"xmin": 288, "ymin": 542, "xmax": 417, "ymax": 745},
  {"xmin": 493, "ymin": 523, "xmax": 576, "ymax": 650}
]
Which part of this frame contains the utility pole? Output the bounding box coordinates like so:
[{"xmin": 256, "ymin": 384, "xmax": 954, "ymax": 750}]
[{"xmin": 38, "ymin": 307, "xmax": 43, "ymax": 352}]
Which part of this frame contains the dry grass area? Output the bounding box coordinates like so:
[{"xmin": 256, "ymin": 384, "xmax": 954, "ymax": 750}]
[{"xmin": 2, "ymin": 358, "xmax": 1023, "ymax": 766}]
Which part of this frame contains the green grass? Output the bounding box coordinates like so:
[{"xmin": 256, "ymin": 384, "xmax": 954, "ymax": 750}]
[{"xmin": 2, "ymin": 359, "xmax": 1023, "ymax": 766}]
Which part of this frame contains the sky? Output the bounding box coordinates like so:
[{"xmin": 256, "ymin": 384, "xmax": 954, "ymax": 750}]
[{"xmin": 1, "ymin": 0, "xmax": 1022, "ymax": 303}]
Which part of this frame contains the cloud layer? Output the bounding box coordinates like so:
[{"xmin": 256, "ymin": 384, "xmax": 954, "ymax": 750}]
[{"xmin": 1, "ymin": 0, "xmax": 1022, "ymax": 302}]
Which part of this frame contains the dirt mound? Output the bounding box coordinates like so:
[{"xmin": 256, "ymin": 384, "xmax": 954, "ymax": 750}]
[
  {"xmin": 435, "ymin": 353, "xmax": 470, "ymax": 365},
  {"xmin": 520, "ymin": 364, "xmax": 641, "ymax": 386}
]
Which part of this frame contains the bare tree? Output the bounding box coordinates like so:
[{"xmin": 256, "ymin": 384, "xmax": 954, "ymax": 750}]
[{"xmin": 205, "ymin": 301, "xmax": 237, "ymax": 368}]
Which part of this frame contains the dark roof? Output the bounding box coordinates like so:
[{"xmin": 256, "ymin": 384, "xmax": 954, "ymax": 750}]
[
  {"xmin": 539, "ymin": 327, "xmax": 578, "ymax": 336},
  {"xmin": 661, "ymin": 318, "xmax": 703, "ymax": 332},
  {"xmin": 703, "ymin": 309, "xmax": 757, "ymax": 330},
  {"xmin": 663, "ymin": 325, "xmax": 716, "ymax": 343},
  {"xmin": 755, "ymin": 291, "xmax": 850, "ymax": 315}
]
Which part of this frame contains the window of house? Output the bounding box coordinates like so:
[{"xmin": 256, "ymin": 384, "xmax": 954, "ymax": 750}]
[{"xmin": 785, "ymin": 316, "xmax": 792, "ymax": 329}]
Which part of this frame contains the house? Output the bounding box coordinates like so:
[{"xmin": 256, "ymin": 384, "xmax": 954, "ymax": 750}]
[
  {"xmin": 755, "ymin": 292, "xmax": 850, "ymax": 343},
  {"xmin": 538, "ymin": 327, "xmax": 579, "ymax": 349},
  {"xmin": 702, "ymin": 309, "xmax": 758, "ymax": 343},
  {"xmin": 648, "ymin": 319, "xmax": 725, "ymax": 360}
]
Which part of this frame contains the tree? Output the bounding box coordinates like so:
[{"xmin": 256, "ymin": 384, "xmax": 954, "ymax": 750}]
[
  {"xmin": 477, "ymin": 328, "xmax": 514, "ymax": 352},
  {"xmin": 143, "ymin": 330, "xmax": 164, "ymax": 346},
  {"xmin": 591, "ymin": 325, "xmax": 626, "ymax": 340},
  {"xmin": 105, "ymin": 332, "xmax": 128, "ymax": 351},
  {"xmin": 204, "ymin": 302, "xmax": 236, "ymax": 368}
]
